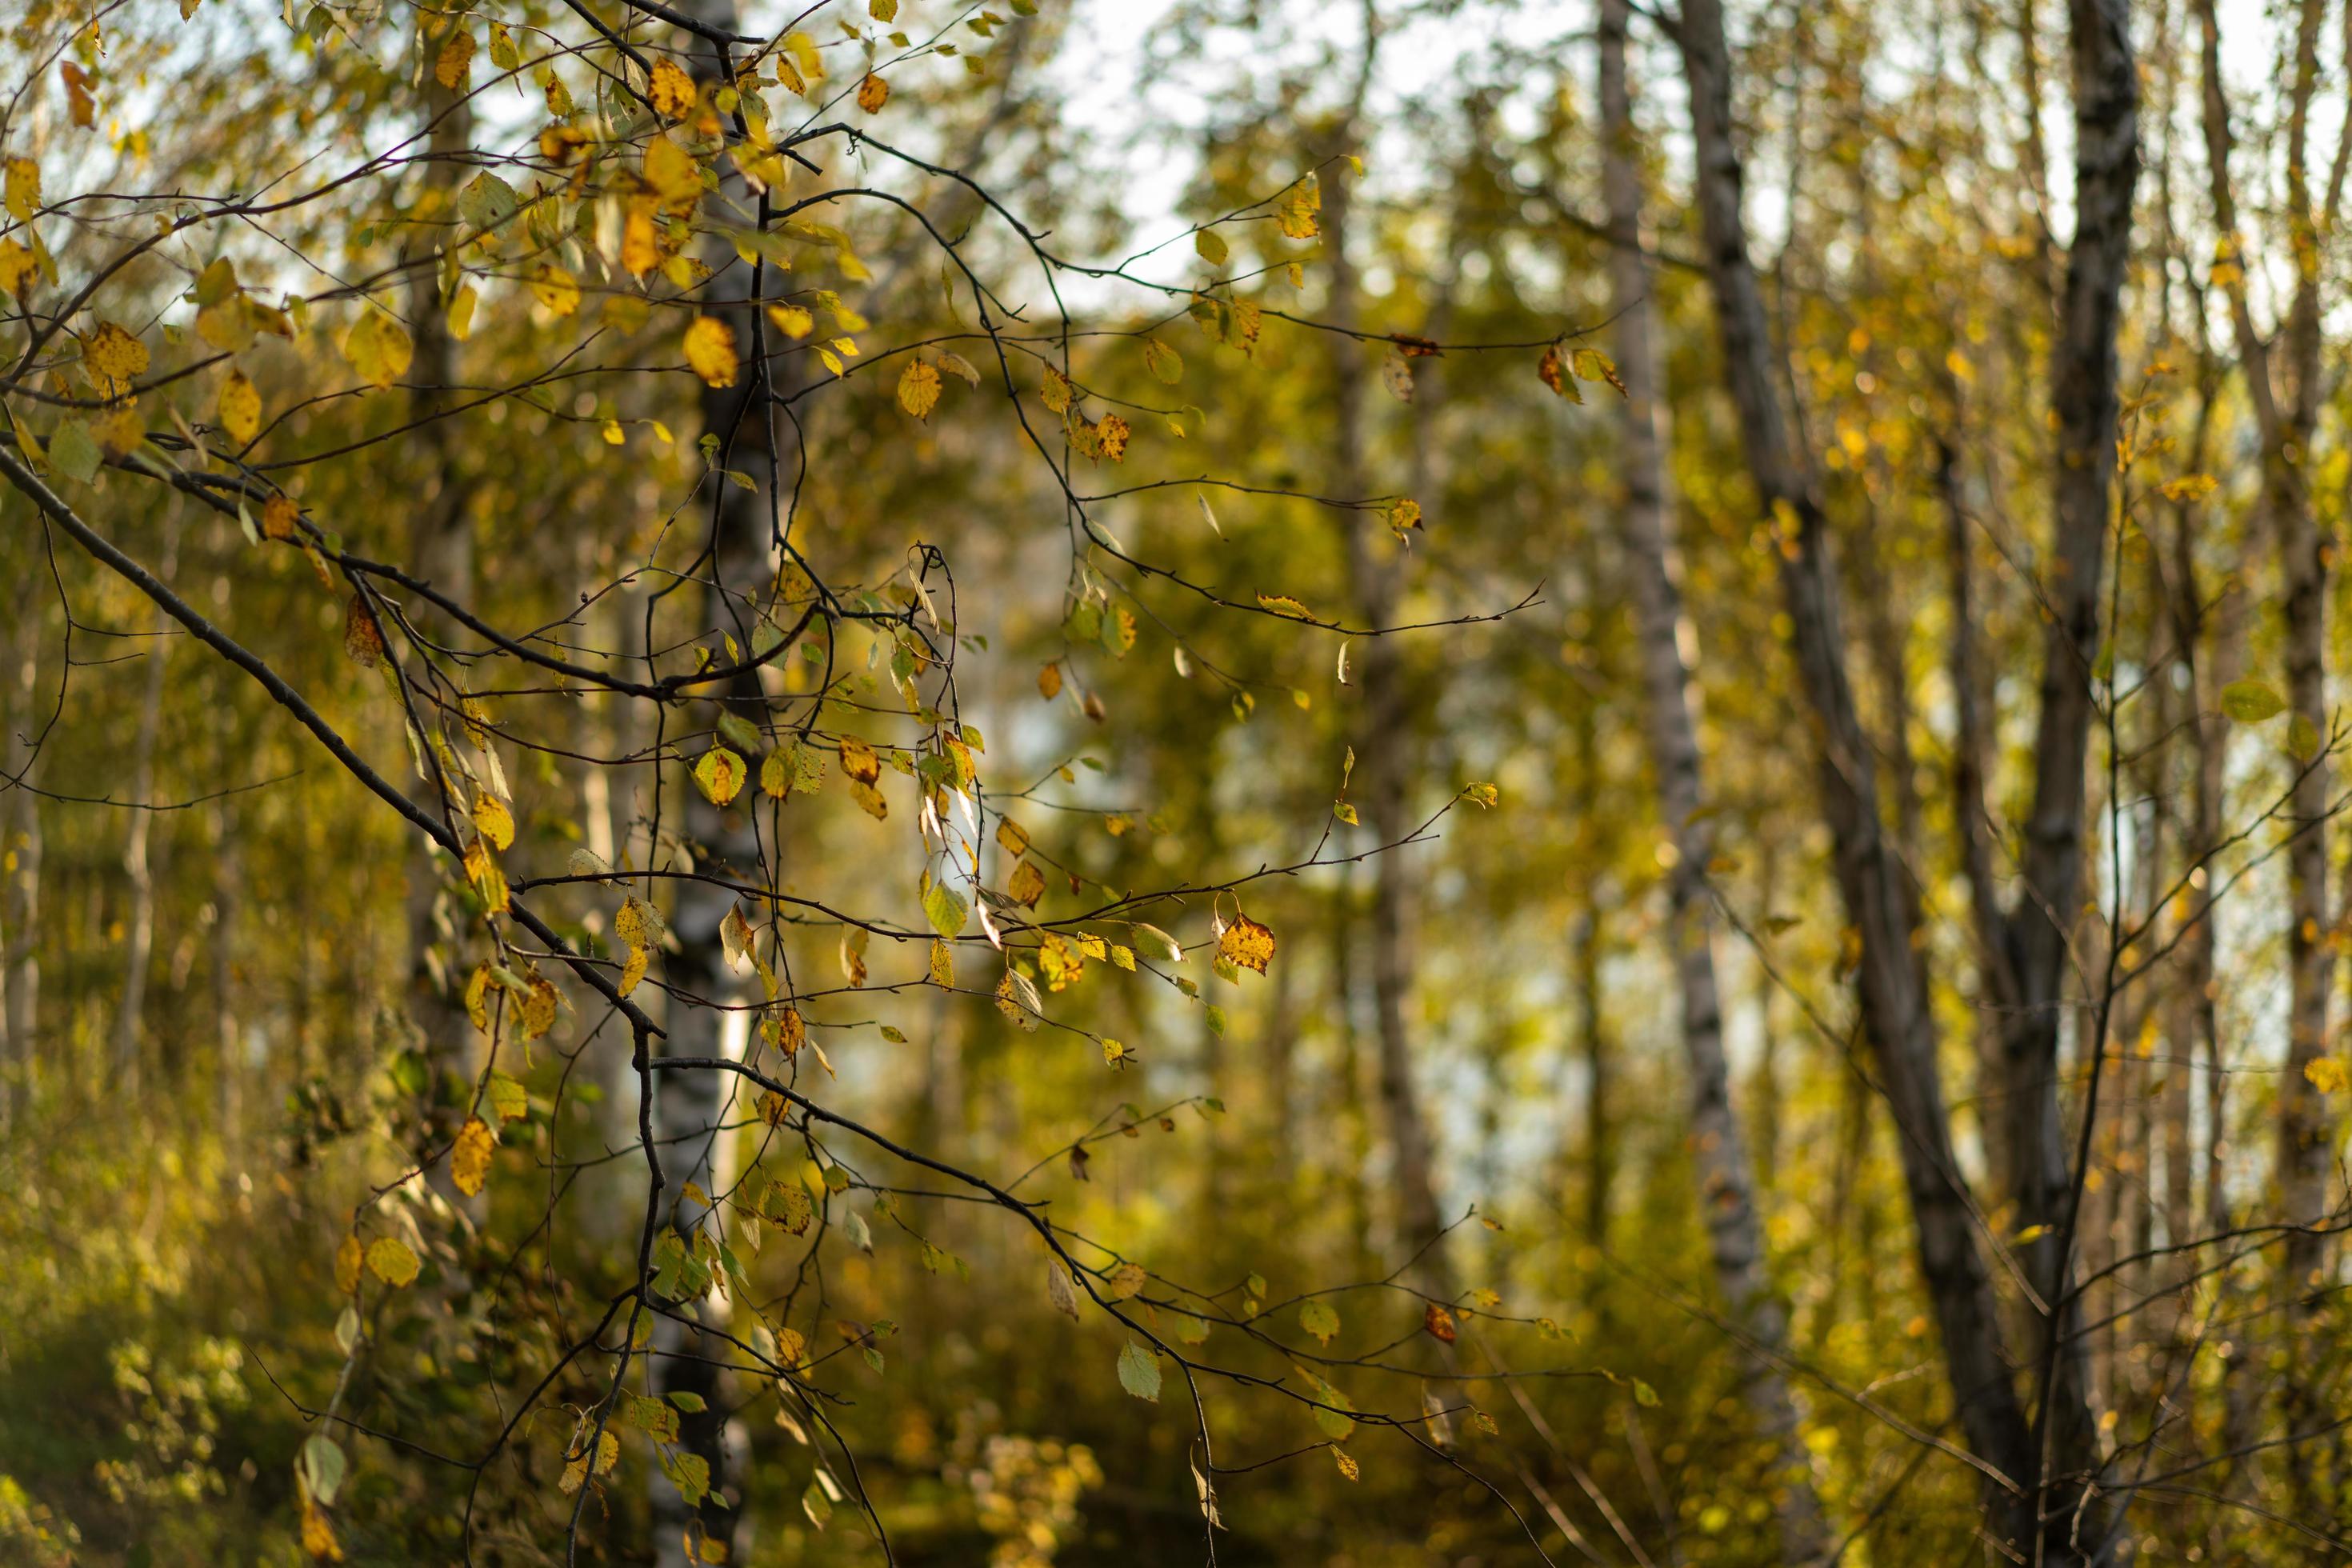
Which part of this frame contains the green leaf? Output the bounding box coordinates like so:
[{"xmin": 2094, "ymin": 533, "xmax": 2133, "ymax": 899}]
[
  {"xmin": 1142, "ymin": 337, "xmax": 1183, "ymax": 384},
  {"xmin": 2222, "ymin": 679, "xmax": 2286, "ymax": 722},
  {"xmin": 50, "ymin": 419, "xmax": 101, "ymax": 484},
  {"xmin": 298, "ymin": 1434, "xmax": 346, "ymax": 1506},
  {"xmin": 715, "ymin": 711, "xmax": 763, "ymax": 754},
  {"xmin": 662, "ymin": 1449, "xmax": 710, "ymax": 1507},
  {"xmin": 1298, "ymin": 1299, "xmax": 1339, "ymax": 1346},
  {"xmin": 666, "ymin": 1390, "xmax": 708, "ymax": 1413},
  {"xmin": 1130, "ymin": 923, "xmax": 1183, "ymax": 962},
  {"xmin": 1298, "ymin": 1366, "xmax": 1355, "ymax": 1441},
  {"xmin": 486, "ymin": 1070, "xmax": 529, "ymax": 1124},
  {"xmin": 1118, "ymin": 1339, "xmax": 1162, "ymax": 1402},
  {"xmin": 923, "ymin": 878, "xmax": 970, "ymax": 940}
]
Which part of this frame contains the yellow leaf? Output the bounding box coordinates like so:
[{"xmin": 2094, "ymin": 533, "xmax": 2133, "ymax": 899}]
[
  {"xmin": 334, "ymin": 1234, "xmax": 363, "ymax": 1295},
  {"xmin": 464, "ymin": 836, "xmax": 509, "ymax": 914},
  {"xmin": 1097, "ymin": 411, "xmax": 1130, "ymax": 462},
  {"xmin": 767, "ymin": 303, "xmax": 814, "ymax": 338},
  {"xmin": 683, "ymin": 316, "xmax": 739, "ymax": 387},
  {"xmin": 446, "ymin": 283, "xmax": 478, "ymax": 342},
  {"xmin": 528, "ymin": 262, "xmax": 581, "ymax": 317},
  {"xmin": 1041, "ymin": 366, "xmax": 1071, "ymax": 413},
  {"xmin": 217, "ymin": 370, "xmax": 261, "ymax": 446},
  {"xmin": 782, "ymin": 30, "xmax": 824, "ymax": 85},
  {"xmin": 82, "ymin": 321, "xmax": 149, "ymax": 387},
  {"xmin": 838, "ymin": 735, "xmax": 881, "ymax": 783},
  {"xmin": 561, "ymin": 1429, "xmax": 619, "ymax": 1494},
  {"xmin": 342, "ymin": 594, "xmax": 386, "ymax": 669},
  {"xmin": 1217, "ymin": 913, "xmax": 1275, "ymax": 974},
  {"xmin": 434, "ymin": 27, "xmax": 476, "ymax": 89},
  {"xmin": 1331, "ymin": 1445, "xmax": 1359, "ymax": 1482},
  {"xmin": 622, "ymin": 207, "xmax": 661, "ymax": 278},
  {"xmin": 0, "ymin": 239, "xmax": 35, "ymax": 297},
  {"xmin": 849, "ymin": 778, "xmax": 888, "ymax": 820},
  {"xmin": 465, "ymin": 962, "xmax": 494, "ymax": 1032},
  {"xmin": 344, "ymin": 309, "xmax": 414, "ymax": 390},
  {"xmin": 643, "ymin": 136, "xmax": 701, "ymax": 209},
  {"xmin": 299, "ymin": 1492, "xmax": 345, "ymax": 1561},
  {"xmin": 365, "ymin": 1237, "xmax": 421, "ymax": 1287},
  {"xmin": 1256, "ymin": 593, "xmax": 1314, "ymax": 621},
  {"xmin": 694, "ymin": 746, "xmax": 746, "ymax": 806},
  {"xmin": 519, "ymin": 976, "xmax": 558, "ymax": 1041},
  {"xmin": 619, "ymin": 945, "xmax": 648, "ymax": 998},
  {"xmin": 856, "ymin": 73, "xmax": 890, "ymax": 112},
  {"xmin": 2308, "ymin": 1058, "xmax": 2350, "ymax": 1095},
  {"xmin": 3, "ymin": 158, "xmax": 38, "ymax": 222},
  {"xmin": 451, "ymin": 1116, "xmax": 495, "ymax": 1197},
  {"xmin": 262, "ymin": 494, "xmax": 299, "ymax": 541},
  {"xmin": 648, "ymin": 58, "xmax": 698, "ymax": 120},
  {"xmin": 472, "ymin": 794, "xmax": 515, "ymax": 850},
  {"xmin": 1007, "ymin": 859, "xmax": 1047, "ymax": 908},
  {"xmin": 1275, "ymin": 175, "xmax": 1321, "ymax": 239},
  {"xmin": 898, "ymin": 359, "xmax": 942, "ymax": 419}
]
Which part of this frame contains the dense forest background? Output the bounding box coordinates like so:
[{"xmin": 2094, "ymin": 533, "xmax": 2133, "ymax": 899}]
[{"xmin": 3, "ymin": 0, "xmax": 2350, "ymax": 1562}]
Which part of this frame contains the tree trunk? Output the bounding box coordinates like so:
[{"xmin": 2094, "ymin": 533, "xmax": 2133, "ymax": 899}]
[
  {"xmin": 1324, "ymin": 14, "xmax": 1451, "ymax": 1295},
  {"xmin": 1599, "ymin": 2, "xmax": 1826, "ymax": 1552},
  {"xmin": 210, "ymin": 795, "xmax": 242, "ymax": 1148},
  {"xmin": 2194, "ymin": 0, "xmax": 2337, "ymax": 1500},
  {"xmin": 649, "ymin": 3, "xmax": 786, "ymax": 1558},
  {"xmin": 113, "ymin": 510, "xmax": 182, "ymax": 1078},
  {"xmin": 4, "ymin": 612, "xmax": 43, "ymax": 1092},
  {"xmin": 402, "ymin": 37, "xmax": 478, "ymax": 1153},
  {"xmin": 1992, "ymin": 0, "xmax": 2138, "ymax": 1530}
]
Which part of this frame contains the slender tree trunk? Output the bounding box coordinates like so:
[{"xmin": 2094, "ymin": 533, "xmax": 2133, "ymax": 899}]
[
  {"xmin": 402, "ymin": 34, "xmax": 478, "ymax": 1144},
  {"xmin": 4, "ymin": 616, "xmax": 43, "ymax": 1086},
  {"xmin": 210, "ymin": 795, "xmax": 242, "ymax": 1148},
  {"xmin": 1573, "ymin": 699, "xmax": 1610, "ymax": 1246},
  {"xmin": 2194, "ymin": 0, "xmax": 2338, "ymax": 1501},
  {"xmin": 114, "ymin": 511, "xmax": 182, "ymax": 1078},
  {"xmin": 1599, "ymin": 3, "xmax": 1826, "ymax": 1552},
  {"xmin": 649, "ymin": 4, "xmax": 788, "ymax": 1557},
  {"xmin": 1325, "ymin": 10, "xmax": 1450, "ymax": 1296}
]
